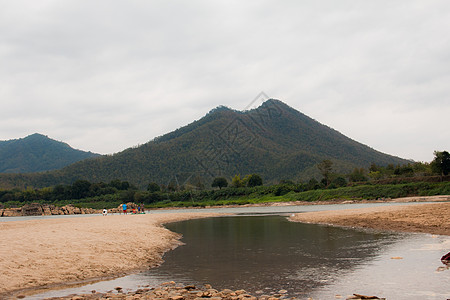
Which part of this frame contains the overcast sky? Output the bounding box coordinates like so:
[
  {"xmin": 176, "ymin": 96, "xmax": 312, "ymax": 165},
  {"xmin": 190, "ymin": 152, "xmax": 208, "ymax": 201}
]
[{"xmin": 1, "ymin": 1, "xmax": 449, "ymax": 162}]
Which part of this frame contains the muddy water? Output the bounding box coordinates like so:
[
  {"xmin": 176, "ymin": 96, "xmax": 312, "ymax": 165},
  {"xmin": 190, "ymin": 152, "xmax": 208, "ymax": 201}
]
[{"xmin": 28, "ymin": 214, "xmax": 450, "ymax": 299}]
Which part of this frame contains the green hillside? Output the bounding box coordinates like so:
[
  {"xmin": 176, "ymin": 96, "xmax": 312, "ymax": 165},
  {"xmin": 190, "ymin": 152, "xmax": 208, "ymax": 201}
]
[
  {"xmin": 0, "ymin": 133, "xmax": 100, "ymax": 173},
  {"xmin": 0, "ymin": 100, "xmax": 409, "ymax": 189}
]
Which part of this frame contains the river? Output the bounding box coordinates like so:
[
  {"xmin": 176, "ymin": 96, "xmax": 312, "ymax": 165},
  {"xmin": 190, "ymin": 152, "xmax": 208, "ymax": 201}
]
[{"xmin": 27, "ymin": 203, "xmax": 450, "ymax": 299}]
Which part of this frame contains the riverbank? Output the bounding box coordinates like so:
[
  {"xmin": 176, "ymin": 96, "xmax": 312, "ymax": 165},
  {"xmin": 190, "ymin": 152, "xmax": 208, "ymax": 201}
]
[
  {"xmin": 44, "ymin": 281, "xmax": 294, "ymax": 300},
  {"xmin": 2, "ymin": 198, "xmax": 448, "ymax": 299},
  {"xmin": 290, "ymin": 202, "xmax": 450, "ymax": 236},
  {"xmin": 0, "ymin": 212, "xmax": 223, "ymax": 298}
]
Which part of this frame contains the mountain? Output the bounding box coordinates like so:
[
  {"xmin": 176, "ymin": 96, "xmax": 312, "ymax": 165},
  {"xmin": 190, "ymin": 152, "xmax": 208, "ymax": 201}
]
[
  {"xmin": 0, "ymin": 100, "xmax": 409, "ymax": 189},
  {"xmin": 0, "ymin": 133, "xmax": 100, "ymax": 173}
]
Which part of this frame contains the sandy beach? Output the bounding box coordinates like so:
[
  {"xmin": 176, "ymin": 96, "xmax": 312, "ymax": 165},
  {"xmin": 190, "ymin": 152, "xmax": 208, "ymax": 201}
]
[
  {"xmin": 0, "ymin": 212, "xmax": 223, "ymax": 297},
  {"xmin": 290, "ymin": 202, "xmax": 450, "ymax": 236},
  {"xmin": 1, "ymin": 201, "xmax": 449, "ymax": 298}
]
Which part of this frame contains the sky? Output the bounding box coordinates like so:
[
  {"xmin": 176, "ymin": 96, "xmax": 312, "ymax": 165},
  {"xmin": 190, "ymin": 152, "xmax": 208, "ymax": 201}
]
[{"xmin": 1, "ymin": 1, "xmax": 449, "ymax": 162}]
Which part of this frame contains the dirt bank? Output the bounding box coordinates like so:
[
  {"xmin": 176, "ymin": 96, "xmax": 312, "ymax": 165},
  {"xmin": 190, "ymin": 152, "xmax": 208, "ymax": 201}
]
[
  {"xmin": 290, "ymin": 202, "xmax": 450, "ymax": 236},
  {"xmin": 0, "ymin": 212, "xmax": 223, "ymax": 297}
]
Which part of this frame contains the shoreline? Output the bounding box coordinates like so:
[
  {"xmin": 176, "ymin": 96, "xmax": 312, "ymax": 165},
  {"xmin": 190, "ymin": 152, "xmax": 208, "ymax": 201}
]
[
  {"xmin": 1, "ymin": 197, "xmax": 449, "ymax": 298},
  {"xmin": 290, "ymin": 201, "xmax": 450, "ymax": 236},
  {"xmin": 146, "ymin": 195, "xmax": 450, "ymax": 210},
  {"xmin": 0, "ymin": 212, "xmax": 224, "ymax": 298}
]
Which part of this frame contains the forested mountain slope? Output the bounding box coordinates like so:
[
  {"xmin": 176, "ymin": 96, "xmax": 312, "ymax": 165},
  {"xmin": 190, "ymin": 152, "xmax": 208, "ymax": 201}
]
[
  {"xmin": 0, "ymin": 133, "xmax": 99, "ymax": 173},
  {"xmin": 0, "ymin": 100, "xmax": 409, "ymax": 189}
]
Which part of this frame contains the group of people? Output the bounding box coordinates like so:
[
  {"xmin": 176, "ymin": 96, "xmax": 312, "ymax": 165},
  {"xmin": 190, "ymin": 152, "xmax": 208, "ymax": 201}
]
[
  {"xmin": 120, "ymin": 203, "xmax": 145, "ymax": 214},
  {"xmin": 101, "ymin": 203, "xmax": 146, "ymax": 216}
]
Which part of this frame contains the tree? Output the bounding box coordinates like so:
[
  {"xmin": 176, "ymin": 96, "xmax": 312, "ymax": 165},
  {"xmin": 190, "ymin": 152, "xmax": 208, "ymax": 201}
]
[
  {"xmin": 167, "ymin": 181, "xmax": 177, "ymax": 192},
  {"xmin": 147, "ymin": 182, "xmax": 161, "ymax": 192},
  {"xmin": 109, "ymin": 179, "xmax": 131, "ymax": 190},
  {"xmin": 431, "ymin": 150, "xmax": 450, "ymax": 180},
  {"xmin": 71, "ymin": 180, "xmax": 91, "ymax": 199},
  {"xmin": 231, "ymin": 175, "xmax": 244, "ymax": 188},
  {"xmin": 192, "ymin": 175, "xmax": 205, "ymax": 190},
  {"xmin": 331, "ymin": 176, "xmax": 347, "ymax": 188},
  {"xmin": 211, "ymin": 177, "xmax": 228, "ymax": 189},
  {"xmin": 348, "ymin": 168, "xmax": 368, "ymax": 182},
  {"xmin": 306, "ymin": 178, "xmax": 320, "ymax": 190},
  {"xmin": 246, "ymin": 174, "xmax": 263, "ymax": 187},
  {"xmin": 317, "ymin": 160, "xmax": 333, "ymax": 186}
]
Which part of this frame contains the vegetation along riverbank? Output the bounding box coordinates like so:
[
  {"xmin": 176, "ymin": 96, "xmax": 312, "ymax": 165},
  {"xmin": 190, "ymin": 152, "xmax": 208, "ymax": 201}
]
[
  {"xmin": 1, "ymin": 180, "xmax": 449, "ymax": 213},
  {"xmin": 1, "ymin": 150, "xmax": 448, "ymax": 212}
]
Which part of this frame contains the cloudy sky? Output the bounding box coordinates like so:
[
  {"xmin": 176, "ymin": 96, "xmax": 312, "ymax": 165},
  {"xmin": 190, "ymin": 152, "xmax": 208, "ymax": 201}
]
[{"xmin": 1, "ymin": 1, "xmax": 449, "ymax": 162}]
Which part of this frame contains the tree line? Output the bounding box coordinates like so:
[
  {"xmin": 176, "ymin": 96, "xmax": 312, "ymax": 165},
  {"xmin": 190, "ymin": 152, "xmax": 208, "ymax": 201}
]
[{"xmin": 1, "ymin": 151, "xmax": 448, "ymax": 209}]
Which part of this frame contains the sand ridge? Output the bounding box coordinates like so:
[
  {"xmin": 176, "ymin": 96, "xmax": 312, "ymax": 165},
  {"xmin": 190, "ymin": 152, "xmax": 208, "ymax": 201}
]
[
  {"xmin": 290, "ymin": 202, "xmax": 450, "ymax": 236},
  {"xmin": 0, "ymin": 212, "xmax": 223, "ymax": 296}
]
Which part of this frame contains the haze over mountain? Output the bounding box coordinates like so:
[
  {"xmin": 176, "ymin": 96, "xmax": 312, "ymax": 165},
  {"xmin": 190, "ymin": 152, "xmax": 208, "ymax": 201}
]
[
  {"xmin": 0, "ymin": 133, "xmax": 100, "ymax": 173},
  {"xmin": 0, "ymin": 100, "xmax": 409, "ymax": 189}
]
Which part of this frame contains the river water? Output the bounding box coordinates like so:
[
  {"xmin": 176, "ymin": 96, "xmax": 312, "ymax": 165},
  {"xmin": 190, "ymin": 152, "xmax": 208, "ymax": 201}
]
[{"xmin": 24, "ymin": 203, "xmax": 450, "ymax": 299}]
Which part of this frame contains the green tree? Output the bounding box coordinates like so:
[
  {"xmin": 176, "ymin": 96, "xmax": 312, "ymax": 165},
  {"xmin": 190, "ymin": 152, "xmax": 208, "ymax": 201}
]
[
  {"xmin": 368, "ymin": 171, "xmax": 383, "ymax": 180},
  {"xmin": 246, "ymin": 174, "xmax": 263, "ymax": 187},
  {"xmin": 348, "ymin": 168, "xmax": 368, "ymax": 182},
  {"xmin": 191, "ymin": 175, "xmax": 205, "ymax": 190},
  {"xmin": 211, "ymin": 177, "xmax": 228, "ymax": 189},
  {"xmin": 317, "ymin": 160, "xmax": 333, "ymax": 186},
  {"xmin": 431, "ymin": 150, "xmax": 450, "ymax": 180},
  {"xmin": 369, "ymin": 163, "xmax": 380, "ymax": 172},
  {"xmin": 231, "ymin": 175, "xmax": 244, "ymax": 188},
  {"xmin": 306, "ymin": 178, "xmax": 320, "ymax": 190},
  {"xmin": 331, "ymin": 176, "xmax": 347, "ymax": 188},
  {"xmin": 167, "ymin": 181, "xmax": 177, "ymax": 192},
  {"xmin": 71, "ymin": 180, "xmax": 92, "ymax": 199},
  {"xmin": 147, "ymin": 182, "xmax": 161, "ymax": 192}
]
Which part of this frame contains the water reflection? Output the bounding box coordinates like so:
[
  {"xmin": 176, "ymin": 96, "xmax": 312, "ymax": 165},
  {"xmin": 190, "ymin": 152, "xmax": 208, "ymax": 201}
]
[
  {"xmin": 150, "ymin": 216, "xmax": 399, "ymax": 297},
  {"xmin": 27, "ymin": 214, "xmax": 449, "ymax": 300}
]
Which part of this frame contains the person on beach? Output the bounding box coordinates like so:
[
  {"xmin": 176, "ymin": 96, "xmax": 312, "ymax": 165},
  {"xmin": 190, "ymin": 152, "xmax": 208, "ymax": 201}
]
[
  {"xmin": 122, "ymin": 203, "xmax": 127, "ymax": 214},
  {"xmin": 102, "ymin": 209, "xmax": 107, "ymax": 216},
  {"xmin": 141, "ymin": 203, "xmax": 145, "ymax": 214}
]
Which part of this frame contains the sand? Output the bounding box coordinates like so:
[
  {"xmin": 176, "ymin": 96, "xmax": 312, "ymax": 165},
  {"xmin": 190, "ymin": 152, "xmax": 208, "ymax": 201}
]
[
  {"xmin": 1, "ymin": 201, "xmax": 449, "ymax": 297},
  {"xmin": 290, "ymin": 202, "xmax": 450, "ymax": 236},
  {"xmin": 0, "ymin": 212, "xmax": 223, "ymax": 296}
]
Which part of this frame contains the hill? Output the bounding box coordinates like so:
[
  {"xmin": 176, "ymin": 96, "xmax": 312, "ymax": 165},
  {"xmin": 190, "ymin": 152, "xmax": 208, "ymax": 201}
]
[
  {"xmin": 0, "ymin": 133, "xmax": 100, "ymax": 173},
  {"xmin": 0, "ymin": 100, "xmax": 409, "ymax": 189}
]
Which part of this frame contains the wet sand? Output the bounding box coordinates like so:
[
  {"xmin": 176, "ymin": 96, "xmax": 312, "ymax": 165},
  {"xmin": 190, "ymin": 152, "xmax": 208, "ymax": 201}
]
[
  {"xmin": 290, "ymin": 202, "xmax": 450, "ymax": 236},
  {"xmin": 0, "ymin": 212, "xmax": 222, "ymax": 296}
]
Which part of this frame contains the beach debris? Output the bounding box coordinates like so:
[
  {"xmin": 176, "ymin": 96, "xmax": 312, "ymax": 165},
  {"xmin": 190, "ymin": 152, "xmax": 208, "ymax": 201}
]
[
  {"xmin": 54, "ymin": 282, "xmax": 296, "ymax": 299},
  {"xmin": 436, "ymin": 265, "xmax": 449, "ymax": 272},
  {"xmin": 390, "ymin": 256, "xmax": 403, "ymax": 259},
  {"xmin": 184, "ymin": 285, "xmax": 197, "ymax": 290},
  {"xmin": 347, "ymin": 293, "xmax": 383, "ymax": 299},
  {"xmin": 441, "ymin": 251, "xmax": 450, "ymax": 264}
]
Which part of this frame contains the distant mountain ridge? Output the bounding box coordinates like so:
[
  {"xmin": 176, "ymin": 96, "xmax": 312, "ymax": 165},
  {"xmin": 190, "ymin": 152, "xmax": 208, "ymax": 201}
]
[
  {"xmin": 0, "ymin": 100, "xmax": 409, "ymax": 189},
  {"xmin": 0, "ymin": 133, "xmax": 100, "ymax": 173}
]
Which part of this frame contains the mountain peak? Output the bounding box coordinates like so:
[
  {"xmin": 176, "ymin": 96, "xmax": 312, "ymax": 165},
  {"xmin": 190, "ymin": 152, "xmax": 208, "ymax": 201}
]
[
  {"xmin": 0, "ymin": 134, "xmax": 100, "ymax": 173},
  {"xmin": 0, "ymin": 100, "xmax": 409, "ymax": 188},
  {"xmin": 27, "ymin": 133, "xmax": 47, "ymax": 138},
  {"xmin": 207, "ymin": 105, "xmax": 234, "ymax": 115}
]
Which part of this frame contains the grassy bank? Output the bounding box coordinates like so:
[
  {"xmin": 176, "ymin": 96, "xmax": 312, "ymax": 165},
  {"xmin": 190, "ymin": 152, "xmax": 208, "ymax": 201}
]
[
  {"xmin": 145, "ymin": 181, "xmax": 450, "ymax": 208},
  {"xmin": 1, "ymin": 181, "xmax": 449, "ymax": 210}
]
